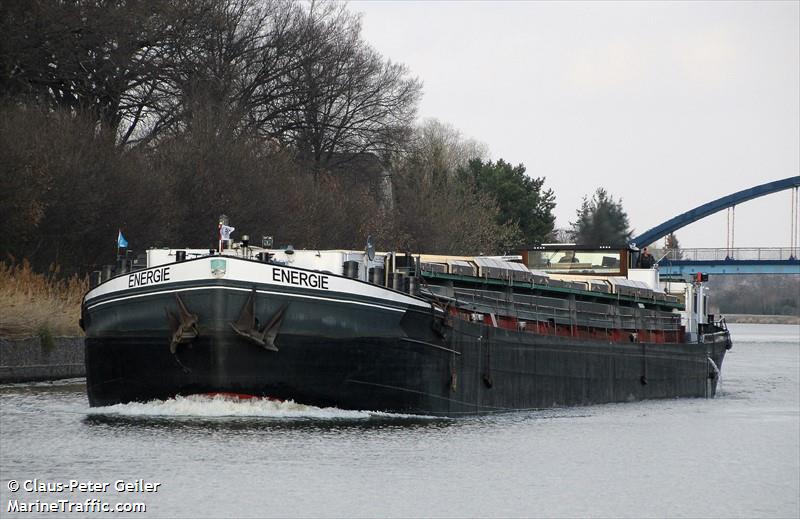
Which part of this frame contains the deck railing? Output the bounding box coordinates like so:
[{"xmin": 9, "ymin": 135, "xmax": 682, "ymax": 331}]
[{"xmin": 660, "ymin": 247, "xmax": 800, "ymax": 262}]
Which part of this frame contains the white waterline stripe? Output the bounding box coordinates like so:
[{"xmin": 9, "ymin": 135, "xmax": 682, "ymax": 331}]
[
  {"xmin": 86, "ymin": 285, "xmax": 410, "ymax": 313},
  {"xmin": 253, "ymin": 289, "xmax": 406, "ymax": 313},
  {"xmin": 86, "ymin": 286, "xmax": 248, "ymax": 310}
]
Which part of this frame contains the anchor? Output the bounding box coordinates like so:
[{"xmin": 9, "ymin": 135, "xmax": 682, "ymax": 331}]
[
  {"xmin": 230, "ymin": 289, "xmax": 287, "ymax": 351},
  {"xmin": 165, "ymin": 294, "xmax": 199, "ymax": 373},
  {"xmin": 431, "ymin": 301, "xmax": 453, "ymax": 340},
  {"xmin": 165, "ymin": 294, "xmax": 199, "ymax": 354}
]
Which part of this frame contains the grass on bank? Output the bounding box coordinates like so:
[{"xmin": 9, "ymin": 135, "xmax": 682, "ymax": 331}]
[{"xmin": 0, "ymin": 261, "xmax": 87, "ymax": 338}]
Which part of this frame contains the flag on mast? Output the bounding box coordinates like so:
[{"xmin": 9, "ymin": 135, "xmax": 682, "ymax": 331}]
[
  {"xmin": 117, "ymin": 230, "xmax": 128, "ymax": 248},
  {"xmin": 219, "ymin": 225, "xmax": 235, "ymax": 240}
]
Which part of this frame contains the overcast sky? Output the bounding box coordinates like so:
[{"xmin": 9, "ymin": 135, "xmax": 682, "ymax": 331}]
[{"xmin": 353, "ymin": 0, "xmax": 799, "ymax": 249}]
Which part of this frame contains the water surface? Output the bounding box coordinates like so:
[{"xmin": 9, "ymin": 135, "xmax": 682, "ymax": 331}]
[{"xmin": 1, "ymin": 323, "xmax": 798, "ymax": 517}]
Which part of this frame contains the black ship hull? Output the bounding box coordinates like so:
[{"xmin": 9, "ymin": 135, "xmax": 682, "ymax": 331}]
[{"xmin": 83, "ymin": 259, "xmax": 729, "ymax": 415}]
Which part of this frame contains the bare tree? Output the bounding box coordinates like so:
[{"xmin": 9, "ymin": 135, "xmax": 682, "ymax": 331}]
[
  {"xmin": 141, "ymin": 0, "xmax": 310, "ymax": 147},
  {"xmin": 399, "ymin": 118, "xmax": 489, "ymax": 181},
  {"xmin": 0, "ymin": 101, "xmax": 158, "ymax": 273},
  {"xmin": 391, "ymin": 163, "xmax": 519, "ymax": 255},
  {"xmin": 0, "ymin": 0, "xmax": 204, "ymax": 144},
  {"xmin": 283, "ymin": 2, "xmax": 422, "ymax": 166},
  {"xmin": 381, "ymin": 118, "xmax": 515, "ymax": 254}
]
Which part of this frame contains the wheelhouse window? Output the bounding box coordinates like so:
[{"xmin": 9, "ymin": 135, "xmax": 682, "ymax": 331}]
[{"xmin": 524, "ymin": 248, "xmax": 625, "ymax": 275}]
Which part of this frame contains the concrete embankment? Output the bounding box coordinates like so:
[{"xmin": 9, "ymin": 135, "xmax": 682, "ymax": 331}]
[
  {"xmin": 0, "ymin": 336, "xmax": 84, "ymax": 383},
  {"xmin": 723, "ymin": 314, "xmax": 800, "ymax": 325}
]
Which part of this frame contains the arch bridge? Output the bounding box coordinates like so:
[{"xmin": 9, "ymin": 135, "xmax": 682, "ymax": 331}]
[{"xmin": 629, "ymin": 175, "xmax": 800, "ymax": 276}]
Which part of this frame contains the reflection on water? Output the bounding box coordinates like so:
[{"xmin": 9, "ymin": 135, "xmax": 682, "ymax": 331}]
[
  {"xmin": 1, "ymin": 325, "xmax": 798, "ymax": 518},
  {"xmin": 82, "ymin": 413, "xmax": 452, "ymax": 435}
]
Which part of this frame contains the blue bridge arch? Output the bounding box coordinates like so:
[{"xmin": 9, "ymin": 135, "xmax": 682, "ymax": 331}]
[{"xmin": 630, "ymin": 175, "xmax": 800, "ymax": 248}]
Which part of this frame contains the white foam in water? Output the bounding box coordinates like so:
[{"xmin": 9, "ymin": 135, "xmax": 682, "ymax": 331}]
[{"xmin": 88, "ymin": 394, "xmax": 374, "ymax": 419}]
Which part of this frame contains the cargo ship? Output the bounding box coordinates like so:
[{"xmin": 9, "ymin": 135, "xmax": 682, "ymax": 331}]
[{"xmin": 81, "ymin": 234, "xmax": 731, "ymax": 415}]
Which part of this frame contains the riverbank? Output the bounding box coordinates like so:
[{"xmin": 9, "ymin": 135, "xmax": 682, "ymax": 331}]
[
  {"xmin": 722, "ymin": 314, "xmax": 800, "ymax": 325},
  {"xmin": 0, "ymin": 336, "xmax": 85, "ymax": 383}
]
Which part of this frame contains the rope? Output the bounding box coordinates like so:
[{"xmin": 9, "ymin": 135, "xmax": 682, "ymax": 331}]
[
  {"xmin": 726, "ymin": 207, "xmax": 731, "ymax": 257},
  {"xmin": 791, "ymin": 187, "xmax": 799, "ymax": 254},
  {"xmin": 789, "ymin": 187, "xmax": 800, "ymax": 257},
  {"xmin": 726, "ymin": 205, "xmax": 736, "ymax": 258}
]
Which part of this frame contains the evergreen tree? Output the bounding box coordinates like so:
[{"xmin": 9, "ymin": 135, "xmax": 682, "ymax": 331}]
[
  {"xmin": 570, "ymin": 188, "xmax": 632, "ymax": 246},
  {"xmin": 459, "ymin": 159, "xmax": 556, "ymax": 247}
]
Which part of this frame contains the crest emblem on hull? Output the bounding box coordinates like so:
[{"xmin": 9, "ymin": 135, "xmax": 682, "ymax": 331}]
[{"xmin": 210, "ymin": 259, "xmax": 227, "ymax": 278}]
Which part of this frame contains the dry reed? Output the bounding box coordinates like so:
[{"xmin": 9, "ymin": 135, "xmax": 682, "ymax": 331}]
[{"xmin": 0, "ymin": 261, "xmax": 87, "ymax": 338}]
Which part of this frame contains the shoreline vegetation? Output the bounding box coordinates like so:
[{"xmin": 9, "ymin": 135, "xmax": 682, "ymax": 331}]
[
  {"xmin": 0, "ymin": 260, "xmax": 796, "ymax": 340},
  {"xmin": 722, "ymin": 314, "xmax": 800, "ymax": 325},
  {"xmin": 0, "ymin": 262, "xmax": 86, "ymax": 339}
]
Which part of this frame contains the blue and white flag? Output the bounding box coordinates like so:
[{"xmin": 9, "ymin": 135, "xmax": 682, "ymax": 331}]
[
  {"xmin": 117, "ymin": 230, "xmax": 128, "ymax": 248},
  {"xmin": 220, "ymin": 225, "xmax": 235, "ymax": 240}
]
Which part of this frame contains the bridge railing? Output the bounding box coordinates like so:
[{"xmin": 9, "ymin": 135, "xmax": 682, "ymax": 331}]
[{"xmin": 660, "ymin": 247, "xmax": 800, "ymax": 262}]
